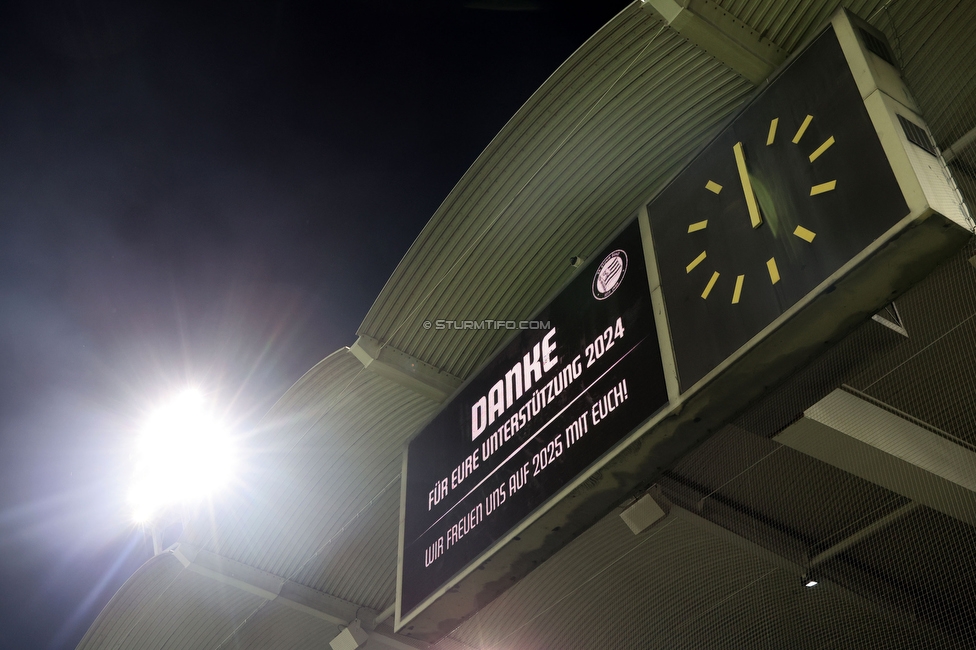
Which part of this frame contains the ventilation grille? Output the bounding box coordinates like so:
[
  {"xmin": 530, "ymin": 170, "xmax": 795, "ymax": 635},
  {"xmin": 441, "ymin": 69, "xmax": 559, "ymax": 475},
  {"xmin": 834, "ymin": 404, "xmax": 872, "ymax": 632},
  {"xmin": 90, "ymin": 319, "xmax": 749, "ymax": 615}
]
[
  {"xmin": 860, "ymin": 27, "xmax": 895, "ymax": 66},
  {"xmin": 899, "ymin": 114, "xmax": 938, "ymax": 156}
]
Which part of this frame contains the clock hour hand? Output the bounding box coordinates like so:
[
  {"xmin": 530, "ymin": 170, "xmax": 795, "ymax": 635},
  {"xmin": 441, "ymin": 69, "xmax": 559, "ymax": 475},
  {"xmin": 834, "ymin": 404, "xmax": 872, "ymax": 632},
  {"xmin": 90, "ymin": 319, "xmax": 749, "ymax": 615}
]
[{"xmin": 733, "ymin": 142, "xmax": 762, "ymax": 229}]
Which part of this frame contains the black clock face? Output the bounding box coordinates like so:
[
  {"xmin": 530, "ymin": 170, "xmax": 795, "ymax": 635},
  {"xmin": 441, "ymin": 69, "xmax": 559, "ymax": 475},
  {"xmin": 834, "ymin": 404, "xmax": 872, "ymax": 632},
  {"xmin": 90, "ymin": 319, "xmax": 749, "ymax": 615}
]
[{"xmin": 648, "ymin": 26, "xmax": 909, "ymax": 393}]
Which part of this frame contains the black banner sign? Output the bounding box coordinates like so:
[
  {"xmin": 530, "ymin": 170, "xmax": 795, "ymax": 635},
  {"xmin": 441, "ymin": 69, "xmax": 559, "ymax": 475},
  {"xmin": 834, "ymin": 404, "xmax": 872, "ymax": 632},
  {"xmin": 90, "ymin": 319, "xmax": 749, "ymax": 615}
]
[{"xmin": 400, "ymin": 219, "xmax": 669, "ymax": 617}]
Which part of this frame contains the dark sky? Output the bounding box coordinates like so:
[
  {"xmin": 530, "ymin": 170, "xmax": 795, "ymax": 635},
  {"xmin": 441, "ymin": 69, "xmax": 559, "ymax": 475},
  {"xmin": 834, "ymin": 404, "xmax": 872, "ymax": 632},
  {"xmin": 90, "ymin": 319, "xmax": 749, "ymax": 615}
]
[{"xmin": 0, "ymin": 1, "xmax": 628, "ymax": 648}]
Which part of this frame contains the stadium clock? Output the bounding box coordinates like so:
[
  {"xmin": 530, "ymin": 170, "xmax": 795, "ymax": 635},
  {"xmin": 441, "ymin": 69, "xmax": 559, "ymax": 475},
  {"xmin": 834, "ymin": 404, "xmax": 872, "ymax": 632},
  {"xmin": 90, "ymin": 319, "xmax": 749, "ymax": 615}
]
[{"xmin": 647, "ymin": 26, "xmax": 911, "ymax": 392}]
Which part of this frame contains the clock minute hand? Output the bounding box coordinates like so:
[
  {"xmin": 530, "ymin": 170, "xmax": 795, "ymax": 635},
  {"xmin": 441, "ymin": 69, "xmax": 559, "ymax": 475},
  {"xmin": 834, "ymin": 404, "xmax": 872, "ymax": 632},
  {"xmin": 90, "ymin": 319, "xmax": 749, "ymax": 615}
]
[{"xmin": 733, "ymin": 141, "xmax": 762, "ymax": 229}]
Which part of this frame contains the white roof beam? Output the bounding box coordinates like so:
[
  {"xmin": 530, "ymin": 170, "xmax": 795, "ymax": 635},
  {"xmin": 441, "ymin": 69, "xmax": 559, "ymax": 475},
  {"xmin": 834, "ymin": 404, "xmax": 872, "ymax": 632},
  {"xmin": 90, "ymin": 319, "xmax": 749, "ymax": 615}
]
[
  {"xmin": 775, "ymin": 388, "xmax": 976, "ymax": 527},
  {"xmin": 171, "ymin": 544, "xmax": 355, "ymax": 624},
  {"xmin": 350, "ymin": 335, "xmax": 462, "ymax": 402},
  {"xmin": 807, "ymin": 501, "xmax": 921, "ymax": 569},
  {"xmin": 642, "ymin": 0, "xmax": 787, "ymax": 84},
  {"xmin": 942, "ymin": 123, "xmax": 976, "ymax": 162},
  {"xmin": 171, "ymin": 543, "xmax": 287, "ymax": 602}
]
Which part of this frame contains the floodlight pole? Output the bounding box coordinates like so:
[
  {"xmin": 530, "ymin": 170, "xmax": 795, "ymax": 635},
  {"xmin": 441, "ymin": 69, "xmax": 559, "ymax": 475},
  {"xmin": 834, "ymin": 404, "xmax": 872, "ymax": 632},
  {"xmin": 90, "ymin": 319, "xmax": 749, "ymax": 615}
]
[
  {"xmin": 151, "ymin": 525, "xmax": 163, "ymax": 556},
  {"xmin": 145, "ymin": 507, "xmax": 183, "ymax": 556}
]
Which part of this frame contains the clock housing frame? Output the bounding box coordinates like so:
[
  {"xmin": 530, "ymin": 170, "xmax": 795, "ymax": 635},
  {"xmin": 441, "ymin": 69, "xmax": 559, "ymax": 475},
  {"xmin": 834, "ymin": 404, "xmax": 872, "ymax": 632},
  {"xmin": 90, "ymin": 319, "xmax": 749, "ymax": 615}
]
[{"xmin": 643, "ymin": 8, "xmax": 973, "ymax": 397}]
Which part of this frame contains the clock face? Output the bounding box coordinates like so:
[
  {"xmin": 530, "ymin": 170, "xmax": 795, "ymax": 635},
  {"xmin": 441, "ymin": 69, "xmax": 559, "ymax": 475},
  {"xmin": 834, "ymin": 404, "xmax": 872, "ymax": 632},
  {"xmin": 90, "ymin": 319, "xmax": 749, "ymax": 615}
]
[{"xmin": 648, "ymin": 26, "xmax": 910, "ymax": 393}]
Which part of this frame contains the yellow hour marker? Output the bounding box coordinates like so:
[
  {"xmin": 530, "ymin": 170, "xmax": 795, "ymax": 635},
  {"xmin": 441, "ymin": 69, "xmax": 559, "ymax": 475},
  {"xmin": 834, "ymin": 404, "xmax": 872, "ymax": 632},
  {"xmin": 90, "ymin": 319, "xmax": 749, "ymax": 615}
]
[
  {"xmin": 792, "ymin": 115, "xmax": 813, "ymax": 144},
  {"xmin": 686, "ymin": 250, "xmax": 707, "ymax": 273},
  {"xmin": 810, "ymin": 180, "xmax": 837, "ymax": 195},
  {"xmin": 767, "ymin": 257, "xmax": 781, "ymax": 284},
  {"xmin": 701, "ymin": 271, "xmax": 720, "ymax": 299},
  {"xmin": 705, "ymin": 180, "xmax": 723, "ymax": 194},
  {"xmin": 732, "ymin": 274, "xmax": 745, "ymax": 304},
  {"xmin": 767, "ymin": 118, "xmax": 778, "ymax": 145},
  {"xmin": 809, "ymin": 136, "xmax": 835, "ymax": 162},
  {"xmin": 793, "ymin": 225, "xmax": 817, "ymax": 242},
  {"xmin": 687, "ymin": 220, "xmax": 708, "ymax": 233}
]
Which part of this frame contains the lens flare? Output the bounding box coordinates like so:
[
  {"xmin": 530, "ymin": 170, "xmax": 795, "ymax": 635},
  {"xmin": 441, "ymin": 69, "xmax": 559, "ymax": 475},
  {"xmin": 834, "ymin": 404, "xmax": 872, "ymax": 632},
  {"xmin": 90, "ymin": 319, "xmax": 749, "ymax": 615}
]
[{"xmin": 128, "ymin": 389, "xmax": 236, "ymax": 523}]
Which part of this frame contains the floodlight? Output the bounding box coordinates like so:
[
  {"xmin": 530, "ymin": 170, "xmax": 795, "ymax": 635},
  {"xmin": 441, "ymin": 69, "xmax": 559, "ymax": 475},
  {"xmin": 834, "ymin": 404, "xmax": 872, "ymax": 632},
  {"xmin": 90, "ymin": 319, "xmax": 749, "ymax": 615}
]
[{"xmin": 128, "ymin": 389, "xmax": 236, "ymax": 523}]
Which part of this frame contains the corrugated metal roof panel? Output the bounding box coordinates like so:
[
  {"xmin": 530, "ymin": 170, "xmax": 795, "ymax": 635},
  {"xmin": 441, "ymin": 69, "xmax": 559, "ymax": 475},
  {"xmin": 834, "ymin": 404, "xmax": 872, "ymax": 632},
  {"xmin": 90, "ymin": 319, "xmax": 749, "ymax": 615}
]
[
  {"xmin": 717, "ymin": 0, "xmax": 888, "ymax": 52},
  {"xmin": 357, "ymin": 7, "xmax": 656, "ymax": 350},
  {"xmin": 77, "ymin": 553, "xmax": 185, "ymax": 650},
  {"xmin": 232, "ymin": 600, "xmax": 339, "ymax": 650},
  {"xmin": 880, "ymin": 0, "xmax": 976, "ymax": 148},
  {"xmin": 77, "ymin": 556, "xmax": 337, "ymax": 650},
  {"xmin": 129, "ymin": 570, "xmax": 265, "ymax": 649},
  {"xmin": 183, "ymin": 348, "xmax": 438, "ymax": 598},
  {"xmin": 81, "ymin": 564, "xmax": 266, "ymax": 650},
  {"xmin": 358, "ymin": 5, "xmax": 755, "ymax": 380},
  {"xmin": 300, "ymin": 481, "xmax": 400, "ymax": 610}
]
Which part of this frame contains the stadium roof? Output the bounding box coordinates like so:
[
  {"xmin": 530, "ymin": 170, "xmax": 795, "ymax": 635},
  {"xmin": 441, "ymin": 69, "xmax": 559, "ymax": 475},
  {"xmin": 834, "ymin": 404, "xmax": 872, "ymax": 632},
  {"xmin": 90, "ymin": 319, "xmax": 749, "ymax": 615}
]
[{"xmin": 79, "ymin": 1, "xmax": 976, "ymax": 648}]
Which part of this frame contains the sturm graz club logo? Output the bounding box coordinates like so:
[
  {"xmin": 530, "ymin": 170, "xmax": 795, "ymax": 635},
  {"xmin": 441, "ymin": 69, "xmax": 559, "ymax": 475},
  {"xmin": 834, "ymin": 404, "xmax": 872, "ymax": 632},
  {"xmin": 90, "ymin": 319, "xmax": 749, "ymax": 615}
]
[{"xmin": 592, "ymin": 250, "xmax": 627, "ymax": 300}]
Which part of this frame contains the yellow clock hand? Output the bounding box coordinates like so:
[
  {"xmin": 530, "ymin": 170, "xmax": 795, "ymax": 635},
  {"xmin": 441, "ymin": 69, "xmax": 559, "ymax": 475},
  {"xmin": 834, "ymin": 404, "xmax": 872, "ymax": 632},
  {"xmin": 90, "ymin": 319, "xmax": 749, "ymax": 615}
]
[{"xmin": 733, "ymin": 142, "xmax": 762, "ymax": 229}]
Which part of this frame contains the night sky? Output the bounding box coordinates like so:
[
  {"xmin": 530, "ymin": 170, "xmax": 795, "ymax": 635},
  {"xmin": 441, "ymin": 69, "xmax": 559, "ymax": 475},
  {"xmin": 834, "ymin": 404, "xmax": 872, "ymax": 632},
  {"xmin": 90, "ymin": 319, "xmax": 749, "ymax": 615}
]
[{"xmin": 0, "ymin": 1, "xmax": 628, "ymax": 648}]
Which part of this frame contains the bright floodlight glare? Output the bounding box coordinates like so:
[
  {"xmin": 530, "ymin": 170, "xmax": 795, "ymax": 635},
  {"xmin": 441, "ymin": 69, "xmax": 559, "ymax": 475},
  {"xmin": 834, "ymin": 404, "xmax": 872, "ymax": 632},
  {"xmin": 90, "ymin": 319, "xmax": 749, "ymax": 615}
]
[
  {"xmin": 805, "ymin": 579, "xmax": 819, "ymax": 588},
  {"xmin": 128, "ymin": 389, "xmax": 236, "ymax": 523}
]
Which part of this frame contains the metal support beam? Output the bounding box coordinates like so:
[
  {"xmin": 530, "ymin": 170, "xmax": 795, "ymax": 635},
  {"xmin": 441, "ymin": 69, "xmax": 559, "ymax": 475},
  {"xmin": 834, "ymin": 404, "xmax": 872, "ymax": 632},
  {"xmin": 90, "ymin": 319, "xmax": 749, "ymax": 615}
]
[
  {"xmin": 350, "ymin": 335, "xmax": 462, "ymax": 402},
  {"xmin": 368, "ymin": 627, "xmax": 431, "ymax": 650},
  {"xmin": 669, "ymin": 505, "xmax": 804, "ymax": 576},
  {"xmin": 642, "ymin": 0, "xmax": 787, "ymax": 84},
  {"xmin": 661, "ymin": 420, "xmax": 975, "ymax": 644},
  {"xmin": 808, "ymin": 502, "xmax": 921, "ymax": 569},
  {"xmin": 374, "ymin": 603, "xmax": 396, "ymax": 626},
  {"xmin": 658, "ymin": 479, "xmax": 945, "ymax": 634},
  {"xmin": 151, "ymin": 526, "xmax": 163, "ymax": 556},
  {"xmin": 666, "ymin": 503, "xmax": 921, "ymax": 629},
  {"xmin": 774, "ymin": 389, "xmax": 976, "ymax": 527},
  {"xmin": 942, "ymin": 124, "xmax": 976, "ymax": 163}
]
